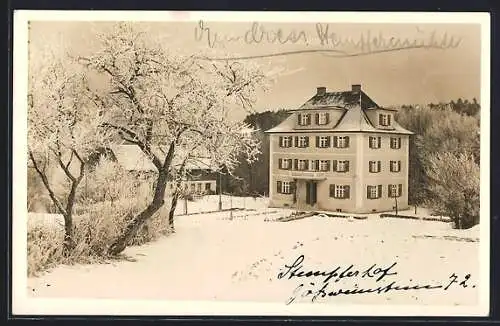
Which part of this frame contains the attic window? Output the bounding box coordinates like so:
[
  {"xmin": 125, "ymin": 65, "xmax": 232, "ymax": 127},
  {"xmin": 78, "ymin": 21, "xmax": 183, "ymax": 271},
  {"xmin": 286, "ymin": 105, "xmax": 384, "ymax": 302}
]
[
  {"xmin": 379, "ymin": 114, "xmax": 392, "ymax": 127},
  {"xmin": 298, "ymin": 113, "xmax": 311, "ymax": 126},
  {"xmin": 317, "ymin": 112, "xmax": 329, "ymax": 125}
]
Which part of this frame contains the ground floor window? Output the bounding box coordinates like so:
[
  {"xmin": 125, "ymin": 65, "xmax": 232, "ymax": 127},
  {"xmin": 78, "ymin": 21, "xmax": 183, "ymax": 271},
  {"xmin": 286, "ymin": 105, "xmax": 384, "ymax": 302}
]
[
  {"xmin": 282, "ymin": 181, "xmax": 290, "ymax": 194},
  {"xmin": 329, "ymin": 184, "xmax": 350, "ymax": 199},
  {"xmin": 367, "ymin": 185, "xmax": 383, "ymax": 199},
  {"xmin": 388, "ymin": 184, "xmax": 403, "ymax": 197},
  {"xmin": 205, "ymin": 182, "xmax": 211, "ymax": 191},
  {"xmin": 277, "ymin": 181, "xmax": 295, "ymax": 194}
]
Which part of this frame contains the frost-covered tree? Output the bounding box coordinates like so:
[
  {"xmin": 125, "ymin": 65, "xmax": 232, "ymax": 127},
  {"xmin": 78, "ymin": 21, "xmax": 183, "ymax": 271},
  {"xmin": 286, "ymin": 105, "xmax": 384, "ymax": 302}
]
[
  {"xmin": 80, "ymin": 23, "xmax": 270, "ymax": 255},
  {"xmin": 425, "ymin": 151, "xmax": 480, "ymax": 229},
  {"xmin": 28, "ymin": 51, "xmax": 109, "ymax": 252},
  {"xmin": 396, "ymin": 104, "xmax": 480, "ymax": 208}
]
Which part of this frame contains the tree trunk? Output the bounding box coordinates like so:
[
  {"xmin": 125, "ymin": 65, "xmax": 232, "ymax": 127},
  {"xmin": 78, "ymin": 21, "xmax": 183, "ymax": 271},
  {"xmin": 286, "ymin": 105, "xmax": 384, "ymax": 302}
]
[
  {"xmin": 108, "ymin": 170, "xmax": 168, "ymax": 256},
  {"xmin": 62, "ymin": 212, "xmax": 75, "ymax": 255},
  {"xmin": 62, "ymin": 180, "xmax": 80, "ymax": 255},
  {"xmin": 168, "ymin": 192, "xmax": 179, "ymax": 230},
  {"xmin": 108, "ymin": 141, "xmax": 176, "ymax": 256}
]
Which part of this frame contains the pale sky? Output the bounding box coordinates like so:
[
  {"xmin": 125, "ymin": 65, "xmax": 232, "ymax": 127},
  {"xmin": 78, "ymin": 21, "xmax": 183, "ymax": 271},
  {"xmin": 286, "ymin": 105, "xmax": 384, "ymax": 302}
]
[{"xmin": 30, "ymin": 21, "xmax": 481, "ymax": 113}]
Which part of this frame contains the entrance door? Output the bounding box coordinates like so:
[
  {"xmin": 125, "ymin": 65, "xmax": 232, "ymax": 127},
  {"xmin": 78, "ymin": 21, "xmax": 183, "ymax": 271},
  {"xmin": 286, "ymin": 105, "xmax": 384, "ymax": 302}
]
[{"xmin": 305, "ymin": 181, "xmax": 317, "ymax": 206}]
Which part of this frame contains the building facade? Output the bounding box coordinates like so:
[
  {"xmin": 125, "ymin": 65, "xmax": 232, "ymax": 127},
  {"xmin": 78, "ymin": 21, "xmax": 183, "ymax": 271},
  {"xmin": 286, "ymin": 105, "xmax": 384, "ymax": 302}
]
[
  {"xmin": 266, "ymin": 84, "xmax": 413, "ymax": 214},
  {"xmin": 109, "ymin": 144, "xmax": 217, "ymax": 196}
]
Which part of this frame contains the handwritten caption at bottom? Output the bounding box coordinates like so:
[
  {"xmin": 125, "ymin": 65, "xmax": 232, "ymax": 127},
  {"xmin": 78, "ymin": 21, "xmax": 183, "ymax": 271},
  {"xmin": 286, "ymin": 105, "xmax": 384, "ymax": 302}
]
[{"xmin": 277, "ymin": 255, "xmax": 475, "ymax": 304}]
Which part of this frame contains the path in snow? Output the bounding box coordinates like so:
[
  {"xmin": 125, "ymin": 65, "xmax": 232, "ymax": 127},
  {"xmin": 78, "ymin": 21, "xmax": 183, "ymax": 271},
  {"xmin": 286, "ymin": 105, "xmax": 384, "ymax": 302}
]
[{"xmin": 27, "ymin": 203, "xmax": 480, "ymax": 306}]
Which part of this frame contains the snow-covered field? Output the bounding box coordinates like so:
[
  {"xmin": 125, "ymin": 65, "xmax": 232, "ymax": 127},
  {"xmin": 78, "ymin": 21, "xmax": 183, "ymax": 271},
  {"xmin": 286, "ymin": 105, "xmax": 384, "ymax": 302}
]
[{"xmin": 27, "ymin": 196, "xmax": 480, "ymax": 306}]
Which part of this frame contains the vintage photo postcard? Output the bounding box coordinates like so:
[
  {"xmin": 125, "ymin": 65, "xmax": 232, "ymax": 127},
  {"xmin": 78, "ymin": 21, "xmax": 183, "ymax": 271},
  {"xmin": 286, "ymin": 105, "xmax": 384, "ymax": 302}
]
[{"xmin": 12, "ymin": 11, "xmax": 490, "ymax": 316}]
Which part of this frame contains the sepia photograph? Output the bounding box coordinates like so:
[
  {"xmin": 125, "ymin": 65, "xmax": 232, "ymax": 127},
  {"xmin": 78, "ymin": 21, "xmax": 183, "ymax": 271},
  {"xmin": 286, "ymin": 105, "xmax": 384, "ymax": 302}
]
[{"xmin": 12, "ymin": 11, "xmax": 490, "ymax": 316}]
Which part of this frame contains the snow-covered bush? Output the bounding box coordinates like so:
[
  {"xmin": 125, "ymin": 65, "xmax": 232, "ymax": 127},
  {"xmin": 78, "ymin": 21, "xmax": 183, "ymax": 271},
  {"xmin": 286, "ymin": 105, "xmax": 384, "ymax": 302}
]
[
  {"xmin": 27, "ymin": 224, "xmax": 64, "ymax": 276},
  {"xmin": 27, "ymin": 158, "xmax": 169, "ymax": 276},
  {"xmin": 425, "ymin": 151, "xmax": 480, "ymax": 229}
]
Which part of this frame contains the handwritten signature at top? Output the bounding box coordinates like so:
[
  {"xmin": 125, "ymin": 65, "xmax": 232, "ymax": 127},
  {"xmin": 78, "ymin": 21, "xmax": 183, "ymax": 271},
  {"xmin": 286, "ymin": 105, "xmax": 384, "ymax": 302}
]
[{"xmin": 194, "ymin": 20, "xmax": 462, "ymax": 60}]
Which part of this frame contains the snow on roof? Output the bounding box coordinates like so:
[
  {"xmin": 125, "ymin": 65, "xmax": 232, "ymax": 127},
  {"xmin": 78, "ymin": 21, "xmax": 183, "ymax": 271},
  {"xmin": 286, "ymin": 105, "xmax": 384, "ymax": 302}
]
[
  {"xmin": 266, "ymin": 86, "xmax": 413, "ymax": 135},
  {"xmin": 298, "ymin": 89, "xmax": 378, "ymax": 110},
  {"xmin": 110, "ymin": 145, "xmax": 158, "ymax": 172},
  {"xmin": 109, "ymin": 145, "xmax": 217, "ymax": 172}
]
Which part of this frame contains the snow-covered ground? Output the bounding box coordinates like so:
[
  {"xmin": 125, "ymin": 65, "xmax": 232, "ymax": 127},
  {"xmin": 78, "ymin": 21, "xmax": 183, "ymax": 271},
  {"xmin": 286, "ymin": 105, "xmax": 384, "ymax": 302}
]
[{"xmin": 27, "ymin": 196, "xmax": 480, "ymax": 306}]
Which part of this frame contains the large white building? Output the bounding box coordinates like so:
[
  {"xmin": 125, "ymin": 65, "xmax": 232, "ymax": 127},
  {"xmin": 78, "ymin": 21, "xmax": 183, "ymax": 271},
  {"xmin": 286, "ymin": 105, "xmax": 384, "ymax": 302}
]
[{"xmin": 266, "ymin": 84, "xmax": 413, "ymax": 213}]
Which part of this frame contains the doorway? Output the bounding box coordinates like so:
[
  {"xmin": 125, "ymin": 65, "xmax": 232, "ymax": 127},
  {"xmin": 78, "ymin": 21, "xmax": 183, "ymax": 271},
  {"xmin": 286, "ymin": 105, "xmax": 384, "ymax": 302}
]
[{"xmin": 305, "ymin": 181, "xmax": 317, "ymax": 206}]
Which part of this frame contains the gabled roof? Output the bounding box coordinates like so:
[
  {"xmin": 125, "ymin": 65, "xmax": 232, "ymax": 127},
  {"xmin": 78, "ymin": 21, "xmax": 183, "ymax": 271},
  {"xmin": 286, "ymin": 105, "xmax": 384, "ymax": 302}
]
[
  {"xmin": 332, "ymin": 105, "xmax": 413, "ymax": 134},
  {"xmin": 109, "ymin": 145, "xmax": 217, "ymax": 172},
  {"xmin": 297, "ymin": 90, "xmax": 378, "ymax": 110},
  {"xmin": 266, "ymin": 85, "xmax": 413, "ymax": 135}
]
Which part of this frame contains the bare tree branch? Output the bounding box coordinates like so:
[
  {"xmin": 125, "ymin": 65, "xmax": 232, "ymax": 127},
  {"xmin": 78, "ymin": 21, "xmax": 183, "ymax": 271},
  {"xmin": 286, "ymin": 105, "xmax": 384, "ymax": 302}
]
[{"xmin": 28, "ymin": 150, "xmax": 68, "ymax": 216}]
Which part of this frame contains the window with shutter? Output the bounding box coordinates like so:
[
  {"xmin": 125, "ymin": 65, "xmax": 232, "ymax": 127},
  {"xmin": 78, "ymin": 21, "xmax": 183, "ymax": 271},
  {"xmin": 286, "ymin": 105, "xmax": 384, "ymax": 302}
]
[
  {"xmin": 318, "ymin": 136, "xmax": 329, "ymax": 148},
  {"xmin": 344, "ymin": 185, "xmax": 350, "ymax": 199},
  {"xmin": 336, "ymin": 136, "xmax": 348, "ymax": 148},
  {"xmin": 369, "ymin": 161, "xmax": 378, "ymax": 173},
  {"xmin": 318, "ymin": 112, "xmax": 329, "ymax": 125},
  {"xmin": 329, "ymin": 184, "xmax": 335, "ymax": 197},
  {"xmin": 277, "ymin": 181, "xmax": 282, "ymax": 194},
  {"xmin": 282, "ymin": 181, "xmax": 291, "ymax": 194},
  {"xmin": 308, "ymin": 160, "xmax": 315, "ymax": 171},
  {"xmin": 390, "ymin": 137, "xmax": 401, "ymax": 149},
  {"xmin": 280, "ymin": 136, "xmax": 291, "ymax": 148},
  {"xmin": 298, "ymin": 136, "xmax": 308, "ymax": 147},
  {"xmin": 280, "ymin": 158, "xmax": 291, "ymax": 170},
  {"xmin": 319, "ymin": 160, "xmax": 329, "ymax": 171},
  {"xmin": 337, "ymin": 160, "xmax": 348, "ymax": 172}
]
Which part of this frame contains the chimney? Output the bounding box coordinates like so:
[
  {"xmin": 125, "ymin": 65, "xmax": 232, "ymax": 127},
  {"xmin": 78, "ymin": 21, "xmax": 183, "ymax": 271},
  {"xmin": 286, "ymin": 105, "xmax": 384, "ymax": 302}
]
[
  {"xmin": 316, "ymin": 87, "xmax": 326, "ymax": 96},
  {"xmin": 352, "ymin": 84, "xmax": 361, "ymax": 92}
]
